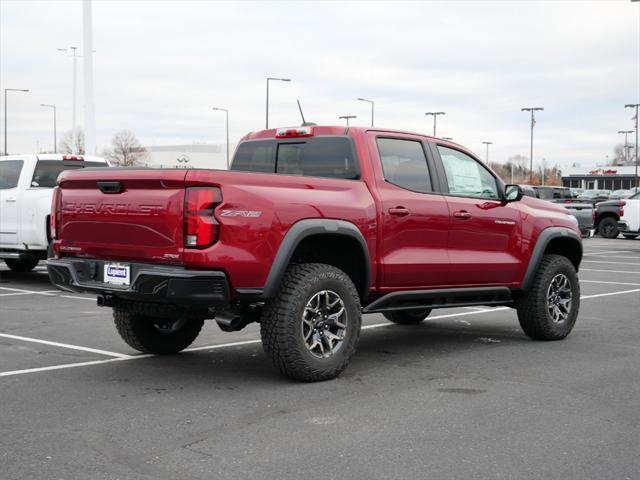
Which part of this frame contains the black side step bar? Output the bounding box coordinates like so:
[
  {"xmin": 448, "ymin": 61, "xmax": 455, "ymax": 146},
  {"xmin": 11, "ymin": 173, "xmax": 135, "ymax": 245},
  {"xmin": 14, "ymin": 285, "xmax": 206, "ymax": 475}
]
[{"xmin": 363, "ymin": 287, "xmax": 513, "ymax": 313}]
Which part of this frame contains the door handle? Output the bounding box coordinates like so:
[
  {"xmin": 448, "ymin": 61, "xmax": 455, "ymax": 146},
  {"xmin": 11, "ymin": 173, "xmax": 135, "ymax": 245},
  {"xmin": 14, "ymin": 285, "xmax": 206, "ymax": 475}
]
[
  {"xmin": 5, "ymin": 197, "xmax": 17, "ymax": 203},
  {"xmin": 453, "ymin": 210, "xmax": 472, "ymax": 219},
  {"xmin": 388, "ymin": 207, "xmax": 411, "ymax": 216}
]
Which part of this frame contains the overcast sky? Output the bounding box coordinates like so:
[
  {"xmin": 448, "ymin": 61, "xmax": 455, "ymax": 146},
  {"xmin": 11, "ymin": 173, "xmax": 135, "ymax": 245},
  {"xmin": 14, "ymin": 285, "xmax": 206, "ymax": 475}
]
[{"xmin": 1, "ymin": 0, "xmax": 639, "ymax": 167}]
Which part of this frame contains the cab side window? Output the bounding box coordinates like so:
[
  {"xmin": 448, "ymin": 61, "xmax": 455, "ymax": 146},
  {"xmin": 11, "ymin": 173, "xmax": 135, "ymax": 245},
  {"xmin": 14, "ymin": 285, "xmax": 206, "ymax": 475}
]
[
  {"xmin": 376, "ymin": 138, "xmax": 432, "ymax": 193},
  {"xmin": 438, "ymin": 146, "xmax": 499, "ymax": 199}
]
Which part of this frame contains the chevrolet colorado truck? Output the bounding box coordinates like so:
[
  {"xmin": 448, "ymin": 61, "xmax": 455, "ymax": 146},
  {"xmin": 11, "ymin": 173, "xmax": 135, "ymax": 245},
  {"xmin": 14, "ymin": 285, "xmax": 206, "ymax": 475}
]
[
  {"xmin": 0, "ymin": 154, "xmax": 109, "ymax": 271},
  {"xmin": 47, "ymin": 126, "xmax": 583, "ymax": 381}
]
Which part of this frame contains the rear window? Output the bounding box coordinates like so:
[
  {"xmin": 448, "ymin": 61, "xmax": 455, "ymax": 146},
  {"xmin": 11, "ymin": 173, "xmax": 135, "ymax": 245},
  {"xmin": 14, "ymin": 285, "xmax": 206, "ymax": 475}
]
[
  {"xmin": 231, "ymin": 137, "xmax": 358, "ymax": 179},
  {"xmin": 31, "ymin": 160, "xmax": 107, "ymax": 188},
  {"xmin": 0, "ymin": 160, "xmax": 24, "ymax": 189}
]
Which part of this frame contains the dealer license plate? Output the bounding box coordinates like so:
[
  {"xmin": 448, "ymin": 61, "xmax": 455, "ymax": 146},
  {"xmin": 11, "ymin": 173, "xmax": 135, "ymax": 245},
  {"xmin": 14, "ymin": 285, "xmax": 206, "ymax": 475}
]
[{"xmin": 104, "ymin": 263, "xmax": 131, "ymax": 286}]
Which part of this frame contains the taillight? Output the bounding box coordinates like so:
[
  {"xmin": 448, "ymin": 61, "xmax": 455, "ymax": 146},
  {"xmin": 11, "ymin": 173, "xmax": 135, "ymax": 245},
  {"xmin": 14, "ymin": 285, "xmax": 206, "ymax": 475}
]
[
  {"xmin": 50, "ymin": 187, "xmax": 61, "ymax": 239},
  {"xmin": 620, "ymin": 200, "xmax": 626, "ymax": 217},
  {"xmin": 184, "ymin": 187, "xmax": 222, "ymax": 248},
  {"xmin": 275, "ymin": 126, "xmax": 313, "ymax": 138}
]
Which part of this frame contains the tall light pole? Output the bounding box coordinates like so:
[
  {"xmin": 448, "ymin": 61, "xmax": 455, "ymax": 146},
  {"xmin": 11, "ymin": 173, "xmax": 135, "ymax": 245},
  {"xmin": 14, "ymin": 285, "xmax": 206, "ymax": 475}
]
[
  {"xmin": 83, "ymin": 0, "xmax": 96, "ymax": 155},
  {"xmin": 625, "ymin": 103, "xmax": 640, "ymax": 188},
  {"xmin": 521, "ymin": 107, "xmax": 544, "ymax": 184},
  {"xmin": 618, "ymin": 130, "xmax": 633, "ymax": 164},
  {"xmin": 425, "ymin": 111, "xmax": 445, "ymax": 136},
  {"xmin": 339, "ymin": 115, "xmax": 356, "ymax": 126},
  {"xmin": 357, "ymin": 98, "xmax": 374, "ymax": 127},
  {"xmin": 57, "ymin": 47, "xmax": 79, "ymax": 142},
  {"xmin": 266, "ymin": 77, "xmax": 291, "ymax": 129},
  {"xmin": 212, "ymin": 107, "xmax": 229, "ymax": 169},
  {"xmin": 3, "ymin": 88, "xmax": 29, "ymax": 156},
  {"xmin": 482, "ymin": 141, "xmax": 493, "ymax": 164},
  {"xmin": 40, "ymin": 104, "xmax": 57, "ymax": 153}
]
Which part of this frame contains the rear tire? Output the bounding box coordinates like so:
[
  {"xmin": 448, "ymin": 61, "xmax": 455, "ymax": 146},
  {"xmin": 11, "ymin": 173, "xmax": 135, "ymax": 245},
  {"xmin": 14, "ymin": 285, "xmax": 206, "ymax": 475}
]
[
  {"xmin": 113, "ymin": 309, "xmax": 204, "ymax": 354},
  {"xmin": 622, "ymin": 234, "xmax": 638, "ymax": 240},
  {"xmin": 260, "ymin": 263, "xmax": 361, "ymax": 382},
  {"xmin": 515, "ymin": 254, "xmax": 580, "ymax": 341},
  {"xmin": 383, "ymin": 308, "xmax": 432, "ymax": 325},
  {"xmin": 597, "ymin": 217, "xmax": 619, "ymax": 238},
  {"xmin": 4, "ymin": 258, "xmax": 39, "ymax": 272}
]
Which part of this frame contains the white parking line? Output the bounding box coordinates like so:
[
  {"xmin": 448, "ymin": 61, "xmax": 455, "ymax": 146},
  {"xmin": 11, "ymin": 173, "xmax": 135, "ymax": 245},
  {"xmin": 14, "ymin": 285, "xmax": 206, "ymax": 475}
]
[
  {"xmin": 583, "ymin": 250, "xmax": 631, "ymax": 256},
  {"xmin": 580, "ymin": 280, "xmax": 640, "ymax": 286},
  {"xmin": 0, "ymin": 290, "xmax": 59, "ymax": 297},
  {"xmin": 0, "ymin": 287, "xmax": 57, "ymax": 296},
  {"xmin": 581, "ymin": 268, "xmax": 640, "ymax": 274},
  {"xmin": 1, "ymin": 287, "xmax": 638, "ymax": 378},
  {"xmin": 583, "ymin": 260, "xmax": 640, "ymax": 266},
  {"xmin": 0, "ymin": 333, "xmax": 132, "ymax": 359},
  {"xmin": 586, "ymin": 255, "xmax": 640, "ymax": 260}
]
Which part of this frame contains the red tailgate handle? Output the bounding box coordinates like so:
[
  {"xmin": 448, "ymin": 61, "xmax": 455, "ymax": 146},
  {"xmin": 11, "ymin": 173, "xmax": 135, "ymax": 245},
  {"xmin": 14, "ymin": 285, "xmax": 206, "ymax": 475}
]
[
  {"xmin": 388, "ymin": 206, "xmax": 411, "ymax": 216},
  {"xmin": 453, "ymin": 210, "xmax": 472, "ymax": 219}
]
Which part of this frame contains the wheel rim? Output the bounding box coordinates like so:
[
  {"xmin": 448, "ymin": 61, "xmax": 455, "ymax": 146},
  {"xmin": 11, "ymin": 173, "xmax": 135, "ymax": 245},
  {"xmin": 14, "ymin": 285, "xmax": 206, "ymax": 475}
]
[
  {"xmin": 546, "ymin": 274, "xmax": 573, "ymax": 324},
  {"xmin": 302, "ymin": 290, "xmax": 347, "ymax": 359},
  {"xmin": 602, "ymin": 222, "xmax": 615, "ymax": 236},
  {"xmin": 153, "ymin": 318, "xmax": 187, "ymax": 334}
]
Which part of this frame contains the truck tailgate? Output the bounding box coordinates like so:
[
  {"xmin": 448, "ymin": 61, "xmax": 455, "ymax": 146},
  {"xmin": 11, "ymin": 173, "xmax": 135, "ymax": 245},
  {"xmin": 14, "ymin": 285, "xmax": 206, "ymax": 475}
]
[{"xmin": 56, "ymin": 168, "xmax": 188, "ymax": 265}]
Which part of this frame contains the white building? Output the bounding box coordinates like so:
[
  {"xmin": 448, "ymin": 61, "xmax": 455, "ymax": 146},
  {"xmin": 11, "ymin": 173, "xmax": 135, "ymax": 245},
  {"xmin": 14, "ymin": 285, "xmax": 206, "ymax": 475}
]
[
  {"xmin": 144, "ymin": 143, "xmax": 236, "ymax": 170},
  {"xmin": 561, "ymin": 165, "xmax": 639, "ymax": 190}
]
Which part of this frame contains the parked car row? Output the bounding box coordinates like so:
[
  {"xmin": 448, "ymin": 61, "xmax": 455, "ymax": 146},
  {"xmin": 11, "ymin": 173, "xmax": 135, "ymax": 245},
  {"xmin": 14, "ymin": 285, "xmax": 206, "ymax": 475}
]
[
  {"xmin": 594, "ymin": 190, "xmax": 640, "ymax": 239},
  {"xmin": 520, "ymin": 185, "xmax": 594, "ymax": 236}
]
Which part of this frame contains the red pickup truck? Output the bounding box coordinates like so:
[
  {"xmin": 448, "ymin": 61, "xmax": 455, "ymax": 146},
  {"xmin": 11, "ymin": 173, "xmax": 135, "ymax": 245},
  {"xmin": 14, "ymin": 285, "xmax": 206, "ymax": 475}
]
[{"xmin": 48, "ymin": 125, "xmax": 583, "ymax": 381}]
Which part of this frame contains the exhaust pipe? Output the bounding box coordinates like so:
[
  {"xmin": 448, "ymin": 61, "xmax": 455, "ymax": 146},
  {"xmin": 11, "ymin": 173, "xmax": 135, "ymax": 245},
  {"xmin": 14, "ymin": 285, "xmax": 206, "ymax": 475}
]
[{"xmin": 215, "ymin": 310, "xmax": 246, "ymax": 332}]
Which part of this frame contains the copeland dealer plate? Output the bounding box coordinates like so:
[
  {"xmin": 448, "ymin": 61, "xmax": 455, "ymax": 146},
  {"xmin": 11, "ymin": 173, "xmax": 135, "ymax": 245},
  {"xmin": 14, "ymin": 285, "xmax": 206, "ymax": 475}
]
[{"xmin": 104, "ymin": 263, "xmax": 131, "ymax": 286}]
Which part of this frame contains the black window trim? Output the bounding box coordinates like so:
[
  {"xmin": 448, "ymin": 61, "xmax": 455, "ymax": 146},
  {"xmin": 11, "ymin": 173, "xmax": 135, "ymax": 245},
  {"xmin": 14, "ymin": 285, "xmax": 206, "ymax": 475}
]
[
  {"xmin": 231, "ymin": 135, "xmax": 361, "ymax": 181},
  {"xmin": 374, "ymin": 135, "xmax": 441, "ymax": 195},
  {"xmin": 429, "ymin": 142, "xmax": 505, "ymax": 200}
]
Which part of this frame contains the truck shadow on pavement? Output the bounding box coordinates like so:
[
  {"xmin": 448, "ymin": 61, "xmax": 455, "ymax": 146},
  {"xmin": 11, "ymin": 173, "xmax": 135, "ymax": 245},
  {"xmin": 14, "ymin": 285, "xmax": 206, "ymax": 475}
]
[{"xmin": 96, "ymin": 321, "xmax": 530, "ymax": 389}]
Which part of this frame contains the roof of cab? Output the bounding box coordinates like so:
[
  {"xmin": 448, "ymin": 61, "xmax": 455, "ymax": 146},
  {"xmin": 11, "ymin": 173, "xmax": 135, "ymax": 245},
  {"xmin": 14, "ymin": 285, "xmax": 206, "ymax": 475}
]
[{"xmin": 239, "ymin": 125, "xmax": 473, "ymax": 156}]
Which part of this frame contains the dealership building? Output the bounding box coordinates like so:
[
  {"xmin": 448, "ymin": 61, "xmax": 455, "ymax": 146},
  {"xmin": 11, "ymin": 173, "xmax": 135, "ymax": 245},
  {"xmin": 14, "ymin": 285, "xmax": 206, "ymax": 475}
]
[
  {"xmin": 561, "ymin": 165, "xmax": 639, "ymax": 190},
  {"xmin": 144, "ymin": 143, "xmax": 235, "ymax": 170}
]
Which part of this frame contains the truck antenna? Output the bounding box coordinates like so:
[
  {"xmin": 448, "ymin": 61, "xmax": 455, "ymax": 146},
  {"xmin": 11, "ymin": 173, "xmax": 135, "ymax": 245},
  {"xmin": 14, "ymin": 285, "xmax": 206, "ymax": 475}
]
[{"xmin": 297, "ymin": 99, "xmax": 306, "ymax": 125}]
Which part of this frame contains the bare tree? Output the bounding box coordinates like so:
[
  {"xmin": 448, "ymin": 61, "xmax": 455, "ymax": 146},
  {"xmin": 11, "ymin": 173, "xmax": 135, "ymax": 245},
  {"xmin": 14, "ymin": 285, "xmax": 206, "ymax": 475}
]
[
  {"xmin": 105, "ymin": 130, "xmax": 148, "ymax": 166},
  {"xmin": 58, "ymin": 128, "xmax": 85, "ymax": 154}
]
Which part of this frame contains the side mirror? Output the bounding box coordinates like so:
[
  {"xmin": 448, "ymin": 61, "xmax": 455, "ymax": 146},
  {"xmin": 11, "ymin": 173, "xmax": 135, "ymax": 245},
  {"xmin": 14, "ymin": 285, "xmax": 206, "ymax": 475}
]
[{"xmin": 504, "ymin": 184, "xmax": 524, "ymax": 202}]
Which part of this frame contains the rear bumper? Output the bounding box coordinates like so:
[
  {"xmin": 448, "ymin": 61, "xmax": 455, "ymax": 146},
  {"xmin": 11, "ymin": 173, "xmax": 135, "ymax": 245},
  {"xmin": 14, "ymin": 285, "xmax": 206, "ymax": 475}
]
[{"xmin": 47, "ymin": 257, "xmax": 230, "ymax": 307}]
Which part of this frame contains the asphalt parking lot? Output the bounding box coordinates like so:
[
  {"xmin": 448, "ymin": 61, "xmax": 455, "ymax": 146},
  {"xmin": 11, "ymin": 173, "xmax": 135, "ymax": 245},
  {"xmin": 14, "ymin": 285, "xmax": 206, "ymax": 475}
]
[{"xmin": 1, "ymin": 237, "xmax": 639, "ymax": 480}]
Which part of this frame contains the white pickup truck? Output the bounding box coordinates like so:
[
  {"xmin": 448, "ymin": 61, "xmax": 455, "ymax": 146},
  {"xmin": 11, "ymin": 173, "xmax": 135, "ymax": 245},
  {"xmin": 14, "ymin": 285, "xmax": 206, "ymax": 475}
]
[
  {"xmin": 617, "ymin": 196, "xmax": 640, "ymax": 239},
  {"xmin": 0, "ymin": 154, "xmax": 109, "ymax": 271}
]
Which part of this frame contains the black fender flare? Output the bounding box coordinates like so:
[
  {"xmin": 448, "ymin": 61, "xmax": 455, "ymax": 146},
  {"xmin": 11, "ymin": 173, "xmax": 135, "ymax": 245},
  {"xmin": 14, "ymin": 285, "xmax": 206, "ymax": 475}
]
[
  {"xmin": 260, "ymin": 219, "xmax": 371, "ymax": 301},
  {"xmin": 520, "ymin": 227, "xmax": 582, "ymax": 291}
]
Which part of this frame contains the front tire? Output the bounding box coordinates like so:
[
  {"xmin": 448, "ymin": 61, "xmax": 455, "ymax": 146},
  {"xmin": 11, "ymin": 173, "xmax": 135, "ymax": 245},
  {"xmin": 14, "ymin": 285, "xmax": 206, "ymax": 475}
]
[
  {"xmin": 113, "ymin": 309, "xmax": 204, "ymax": 354},
  {"xmin": 515, "ymin": 254, "xmax": 580, "ymax": 341},
  {"xmin": 597, "ymin": 217, "xmax": 619, "ymax": 238},
  {"xmin": 383, "ymin": 308, "xmax": 432, "ymax": 325},
  {"xmin": 4, "ymin": 258, "xmax": 39, "ymax": 272},
  {"xmin": 260, "ymin": 263, "xmax": 361, "ymax": 382}
]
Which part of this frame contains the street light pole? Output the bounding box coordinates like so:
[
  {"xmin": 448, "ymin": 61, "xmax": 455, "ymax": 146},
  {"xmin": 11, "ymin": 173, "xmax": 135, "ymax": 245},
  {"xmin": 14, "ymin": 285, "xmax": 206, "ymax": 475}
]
[
  {"xmin": 521, "ymin": 107, "xmax": 544, "ymax": 184},
  {"xmin": 57, "ymin": 47, "xmax": 79, "ymax": 141},
  {"xmin": 40, "ymin": 104, "xmax": 57, "ymax": 153},
  {"xmin": 357, "ymin": 98, "xmax": 374, "ymax": 127},
  {"xmin": 266, "ymin": 77, "xmax": 291, "ymax": 129},
  {"xmin": 625, "ymin": 103, "xmax": 640, "ymax": 188},
  {"xmin": 212, "ymin": 107, "xmax": 229, "ymax": 169},
  {"xmin": 482, "ymin": 141, "xmax": 493, "ymax": 164},
  {"xmin": 3, "ymin": 88, "xmax": 29, "ymax": 156},
  {"xmin": 425, "ymin": 111, "xmax": 445, "ymax": 136},
  {"xmin": 618, "ymin": 130, "xmax": 634, "ymax": 164},
  {"xmin": 339, "ymin": 115, "xmax": 357, "ymax": 126}
]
